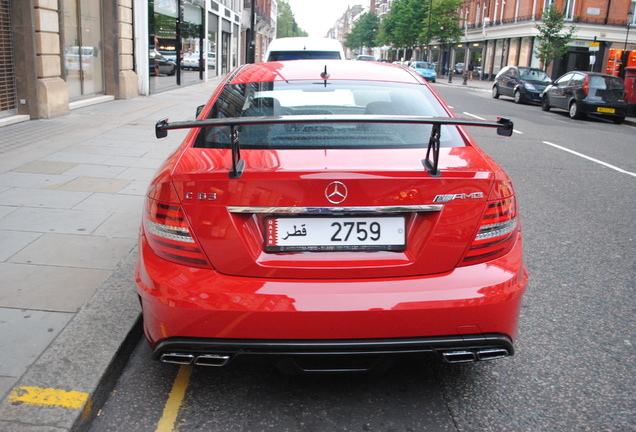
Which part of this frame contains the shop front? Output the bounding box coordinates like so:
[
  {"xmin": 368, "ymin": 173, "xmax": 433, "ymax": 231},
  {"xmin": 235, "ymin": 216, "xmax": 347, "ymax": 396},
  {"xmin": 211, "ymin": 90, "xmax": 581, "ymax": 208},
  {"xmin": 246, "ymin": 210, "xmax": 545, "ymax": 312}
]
[
  {"xmin": 605, "ymin": 44, "xmax": 636, "ymax": 78},
  {"xmin": 149, "ymin": 0, "xmax": 204, "ymax": 94}
]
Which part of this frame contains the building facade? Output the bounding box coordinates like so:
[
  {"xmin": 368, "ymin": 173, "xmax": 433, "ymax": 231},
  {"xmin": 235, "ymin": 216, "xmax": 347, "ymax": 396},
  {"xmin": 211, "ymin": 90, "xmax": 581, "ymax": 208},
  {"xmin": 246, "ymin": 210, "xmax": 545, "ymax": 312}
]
[
  {"xmin": 454, "ymin": 0, "xmax": 636, "ymax": 79},
  {"xmin": 2, "ymin": 0, "xmax": 274, "ymax": 124},
  {"xmin": 2, "ymin": 0, "xmax": 137, "ymax": 123},
  {"xmin": 362, "ymin": 0, "xmax": 635, "ymax": 79},
  {"xmin": 327, "ymin": 4, "xmax": 366, "ymax": 59}
]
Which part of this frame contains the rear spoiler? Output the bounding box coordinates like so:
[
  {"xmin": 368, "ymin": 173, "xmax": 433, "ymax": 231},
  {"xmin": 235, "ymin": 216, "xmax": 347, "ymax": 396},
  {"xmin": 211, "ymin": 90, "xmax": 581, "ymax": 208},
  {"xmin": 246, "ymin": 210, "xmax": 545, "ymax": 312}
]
[{"xmin": 155, "ymin": 115, "xmax": 513, "ymax": 178}]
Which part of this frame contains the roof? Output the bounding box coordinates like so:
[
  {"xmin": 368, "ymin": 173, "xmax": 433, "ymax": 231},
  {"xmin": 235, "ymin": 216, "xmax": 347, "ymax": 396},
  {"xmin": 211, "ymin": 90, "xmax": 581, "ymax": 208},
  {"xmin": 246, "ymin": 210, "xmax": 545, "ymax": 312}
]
[{"xmin": 229, "ymin": 60, "xmax": 424, "ymax": 85}]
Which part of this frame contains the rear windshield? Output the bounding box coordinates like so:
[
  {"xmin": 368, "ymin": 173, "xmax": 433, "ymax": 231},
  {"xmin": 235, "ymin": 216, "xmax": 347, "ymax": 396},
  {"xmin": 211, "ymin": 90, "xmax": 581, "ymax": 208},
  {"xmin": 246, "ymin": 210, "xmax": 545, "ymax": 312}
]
[
  {"xmin": 588, "ymin": 75, "xmax": 625, "ymax": 90},
  {"xmin": 195, "ymin": 80, "xmax": 463, "ymax": 150},
  {"xmin": 267, "ymin": 51, "xmax": 342, "ymax": 61}
]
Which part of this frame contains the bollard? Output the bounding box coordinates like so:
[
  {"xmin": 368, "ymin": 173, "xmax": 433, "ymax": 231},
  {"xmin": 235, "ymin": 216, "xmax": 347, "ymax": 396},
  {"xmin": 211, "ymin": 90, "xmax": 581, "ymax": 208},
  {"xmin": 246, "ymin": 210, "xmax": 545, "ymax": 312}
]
[
  {"xmin": 463, "ymin": 71, "xmax": 468, "ymax": 86},
  {"xmin": 448, "ymin": 71, "xmax": 453, "ymax": 83}
]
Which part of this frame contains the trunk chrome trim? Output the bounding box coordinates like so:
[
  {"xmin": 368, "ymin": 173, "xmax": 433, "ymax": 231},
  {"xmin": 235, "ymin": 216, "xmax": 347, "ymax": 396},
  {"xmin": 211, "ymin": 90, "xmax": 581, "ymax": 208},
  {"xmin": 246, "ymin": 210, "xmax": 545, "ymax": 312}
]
[{"xmin": 227, "ymin": 205, "xmax": 443, "ymax": 214}]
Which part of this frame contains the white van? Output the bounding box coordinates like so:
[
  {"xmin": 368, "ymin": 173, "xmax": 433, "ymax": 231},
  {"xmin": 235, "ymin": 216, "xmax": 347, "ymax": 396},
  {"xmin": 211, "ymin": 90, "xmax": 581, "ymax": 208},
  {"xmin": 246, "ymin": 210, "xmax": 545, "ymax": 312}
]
[{"xmin": 264, "ymin": 37, "xmax": 345, "ymax": 62}]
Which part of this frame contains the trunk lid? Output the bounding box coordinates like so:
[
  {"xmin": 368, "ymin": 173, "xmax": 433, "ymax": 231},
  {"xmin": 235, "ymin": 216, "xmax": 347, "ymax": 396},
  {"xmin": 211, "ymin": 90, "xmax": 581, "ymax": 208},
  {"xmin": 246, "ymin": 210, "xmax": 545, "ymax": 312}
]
[{"xmin": 173, "ymin": 146, "xmax": 494, "ymax": 279}]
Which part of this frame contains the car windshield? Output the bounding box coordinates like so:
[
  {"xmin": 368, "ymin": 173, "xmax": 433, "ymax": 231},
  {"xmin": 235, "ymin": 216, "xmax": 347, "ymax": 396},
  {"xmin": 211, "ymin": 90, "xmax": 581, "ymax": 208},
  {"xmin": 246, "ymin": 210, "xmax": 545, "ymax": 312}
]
[
  {"xmin": 518, "ymin": 68, "xmax": 551, "ymax": 82},
  {"xmin": 268, "ymin": 51, "xmax": 342, "ymax": 61},
  {"xmin": 412, "ymin": 62, "xmax": 434, "ymax": 69},
  {"xmin": 195, "ymin": 80, "xmax": 462, "ymax": 150}
]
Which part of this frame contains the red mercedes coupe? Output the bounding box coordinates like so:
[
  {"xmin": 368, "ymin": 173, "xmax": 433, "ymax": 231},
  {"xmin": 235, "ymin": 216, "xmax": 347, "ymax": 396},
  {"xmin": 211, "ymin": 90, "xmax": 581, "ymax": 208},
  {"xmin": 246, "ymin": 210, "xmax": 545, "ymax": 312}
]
[{"xmin": 135, "ymin": 59, "xmax": 527, "ymax": 372}]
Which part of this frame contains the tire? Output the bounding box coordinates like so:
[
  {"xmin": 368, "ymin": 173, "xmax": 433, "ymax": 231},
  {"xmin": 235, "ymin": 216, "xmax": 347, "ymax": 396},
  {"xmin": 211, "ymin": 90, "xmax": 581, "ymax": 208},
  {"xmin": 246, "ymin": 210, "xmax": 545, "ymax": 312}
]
[
  {"xmin": 541, "ymin": 96, "xmax": 551, "ymax": 111},
  {"xmin": 513, "ymin": 89, "xmax": 524, "ymax": 104},
  {"xmin": 492, "ymin": 85, "xmax": 500, "ymax": 99},
  {"xmin": 569, "ymin": 101, "xmax": 585, "ymax": 119},
  {"xmin": 612, "ymin": 116, "xmax": 625, "ymax": 124}
]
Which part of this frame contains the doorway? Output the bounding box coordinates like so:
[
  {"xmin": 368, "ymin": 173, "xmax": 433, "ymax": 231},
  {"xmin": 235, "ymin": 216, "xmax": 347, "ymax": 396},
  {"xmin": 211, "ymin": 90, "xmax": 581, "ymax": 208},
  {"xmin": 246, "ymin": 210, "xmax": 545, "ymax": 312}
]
[{"xmin": 62, "ymin": 0, "xmax": 105, "ymax": 99}]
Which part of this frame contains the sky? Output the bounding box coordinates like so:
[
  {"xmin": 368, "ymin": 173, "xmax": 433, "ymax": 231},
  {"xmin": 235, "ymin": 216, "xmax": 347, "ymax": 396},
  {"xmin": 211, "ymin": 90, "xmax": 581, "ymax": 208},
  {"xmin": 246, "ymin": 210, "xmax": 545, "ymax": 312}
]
[{"xmin": 285, "ymin": 0, "xmax": 369, "ymax": 38}]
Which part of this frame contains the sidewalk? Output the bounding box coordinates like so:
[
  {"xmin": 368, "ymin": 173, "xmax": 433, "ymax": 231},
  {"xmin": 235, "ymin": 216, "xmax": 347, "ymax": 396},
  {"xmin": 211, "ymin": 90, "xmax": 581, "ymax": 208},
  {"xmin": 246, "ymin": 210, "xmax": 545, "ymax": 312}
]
[{"xmin": 0, "ymin": 76, "xmax": 224, "ymax": 431}]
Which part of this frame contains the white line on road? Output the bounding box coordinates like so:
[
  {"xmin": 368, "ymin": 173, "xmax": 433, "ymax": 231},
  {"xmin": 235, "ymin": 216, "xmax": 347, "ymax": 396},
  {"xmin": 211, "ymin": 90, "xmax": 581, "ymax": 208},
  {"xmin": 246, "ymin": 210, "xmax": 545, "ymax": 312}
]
[
  {"xmin": 463, "ymin": 112, "xmax": 485, "ymax": 120},
  {"xmin": 542, "ymin": 141, "xmax": 636, "ymax": 178}
]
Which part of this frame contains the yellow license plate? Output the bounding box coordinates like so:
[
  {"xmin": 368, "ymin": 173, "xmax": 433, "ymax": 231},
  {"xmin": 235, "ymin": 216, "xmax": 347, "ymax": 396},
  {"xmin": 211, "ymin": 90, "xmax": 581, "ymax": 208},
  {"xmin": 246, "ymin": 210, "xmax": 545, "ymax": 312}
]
[{"xmin": 597, "ymin": 107, "xmax": 615, "ymax": 113}]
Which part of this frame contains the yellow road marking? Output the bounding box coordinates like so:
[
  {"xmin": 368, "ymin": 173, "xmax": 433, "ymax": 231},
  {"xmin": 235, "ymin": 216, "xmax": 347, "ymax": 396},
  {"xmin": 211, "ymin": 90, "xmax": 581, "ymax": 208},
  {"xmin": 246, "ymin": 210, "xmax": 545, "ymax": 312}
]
[
  {"xmin": 156, "ymin": 365, "xmax": 193, "ymax": 432},
  {"xmin": 7, "ymin": 386, "xmax": 88, "ymax": 409}
]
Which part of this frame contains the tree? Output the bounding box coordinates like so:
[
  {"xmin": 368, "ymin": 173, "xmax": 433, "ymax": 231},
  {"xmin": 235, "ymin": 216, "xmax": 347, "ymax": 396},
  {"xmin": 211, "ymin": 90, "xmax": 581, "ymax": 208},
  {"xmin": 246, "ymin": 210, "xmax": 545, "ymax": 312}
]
[
  {"xmin": 424, "ymin": 0, "xmax": 464, "ymax": 43},
  {"xmin": 345, "ymin": 12, "xmax": 381, "ymax": 51},
  {"xmin": 379, "ymin": 0, "xmax": 427, "ymax": 51},
  {"xmin": 535, "ymin": 5, "xmax": 577, "ymax": 72},
  {"xmin": 276, "ymin": 0, "xmax": 308, "ymax": 38},
  {"xmin": 379, "ymin": 0, "xmax": 462, "ymax": 61}
]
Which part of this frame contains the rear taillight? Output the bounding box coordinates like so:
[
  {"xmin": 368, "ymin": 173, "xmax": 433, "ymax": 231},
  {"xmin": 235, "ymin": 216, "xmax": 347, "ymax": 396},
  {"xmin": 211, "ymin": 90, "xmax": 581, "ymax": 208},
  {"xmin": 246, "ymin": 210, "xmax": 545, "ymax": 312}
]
[
  {"xmin": 143, "ymin": 198, "xmax": 211, "ymax": 268},
  {"xmin": 460, "ymin": 196, "xmax": 519, "ymax": 266},
  {"xmin": 583, "ymin": 76, "xmax": 589, "ymax": 95}
]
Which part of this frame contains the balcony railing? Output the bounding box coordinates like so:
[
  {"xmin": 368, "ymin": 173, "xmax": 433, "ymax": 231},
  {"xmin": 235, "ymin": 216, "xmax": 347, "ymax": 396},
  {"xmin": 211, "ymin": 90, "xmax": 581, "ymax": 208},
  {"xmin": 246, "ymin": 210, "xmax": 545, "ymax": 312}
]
[{"xmin": 466, "ymin": 14, "xmax": 628, "ymax": 29}]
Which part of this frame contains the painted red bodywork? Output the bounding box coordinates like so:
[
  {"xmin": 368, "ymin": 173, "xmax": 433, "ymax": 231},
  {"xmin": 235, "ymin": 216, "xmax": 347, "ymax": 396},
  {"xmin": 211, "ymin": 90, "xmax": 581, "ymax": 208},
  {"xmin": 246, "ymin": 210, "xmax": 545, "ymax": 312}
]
[{"xmin": 136, "ymin": 60, "xmax": 527, "ymax": 353}]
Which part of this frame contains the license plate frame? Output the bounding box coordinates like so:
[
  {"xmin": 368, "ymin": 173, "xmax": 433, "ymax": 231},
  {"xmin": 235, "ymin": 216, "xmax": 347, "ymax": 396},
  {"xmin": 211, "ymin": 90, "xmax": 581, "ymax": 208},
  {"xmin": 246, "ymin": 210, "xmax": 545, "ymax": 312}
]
[{"xmin": 265, "ymin": 216, "xmax": 406, "ymax": 252}]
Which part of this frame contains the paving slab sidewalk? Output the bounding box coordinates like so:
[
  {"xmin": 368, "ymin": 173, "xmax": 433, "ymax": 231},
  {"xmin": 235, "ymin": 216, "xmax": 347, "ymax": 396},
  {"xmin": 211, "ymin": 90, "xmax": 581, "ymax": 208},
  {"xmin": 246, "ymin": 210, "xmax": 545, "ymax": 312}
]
[{"xmin": 0, "ymin": 77, "xmax": 223, "ymax": 432}]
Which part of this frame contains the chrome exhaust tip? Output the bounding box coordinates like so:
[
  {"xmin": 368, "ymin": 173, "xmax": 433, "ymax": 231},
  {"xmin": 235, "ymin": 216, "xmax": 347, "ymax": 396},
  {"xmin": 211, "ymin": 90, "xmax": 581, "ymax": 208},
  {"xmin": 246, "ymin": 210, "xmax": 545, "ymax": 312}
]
[
  {"xmin": 441, "ymin": 350, "xmax": 477, "ymax": 363},
  {"xmin": 476, "ymin": 348, "xmax": 509, "ymax": 361},
  {"xmin": 160, "ymin": 353, "xmax": 195, "ymax": 365},
  {"xmin": 193, "ymin": 354, "xmax": 231, "ymax": 367}
]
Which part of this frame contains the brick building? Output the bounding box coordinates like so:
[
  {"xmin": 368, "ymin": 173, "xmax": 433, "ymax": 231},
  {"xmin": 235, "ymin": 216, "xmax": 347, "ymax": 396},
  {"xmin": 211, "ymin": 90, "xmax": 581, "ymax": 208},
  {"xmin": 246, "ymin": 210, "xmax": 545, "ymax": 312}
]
[
  {"xmin": 364, "ymin": 0, "xmax": 635, "ymax": 79},
  {"xmin": 455, "ymin": 0, "xmax": 636, "ymax": 79}
]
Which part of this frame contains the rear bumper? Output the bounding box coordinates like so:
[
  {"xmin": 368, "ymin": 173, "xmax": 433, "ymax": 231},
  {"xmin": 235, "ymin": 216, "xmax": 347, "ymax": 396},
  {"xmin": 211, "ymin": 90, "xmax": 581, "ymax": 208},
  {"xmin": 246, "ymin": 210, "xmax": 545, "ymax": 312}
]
[
  {"xmin": 136, "ymin": 232, "xmax": 527, "ymax": 350},
  {"xmin": 581, "ymin": 100, "xmax": 628, "ymax": 117},
  {"xmin": 154, "ymin": 334, "xmax": 514, "ymax": 371}
]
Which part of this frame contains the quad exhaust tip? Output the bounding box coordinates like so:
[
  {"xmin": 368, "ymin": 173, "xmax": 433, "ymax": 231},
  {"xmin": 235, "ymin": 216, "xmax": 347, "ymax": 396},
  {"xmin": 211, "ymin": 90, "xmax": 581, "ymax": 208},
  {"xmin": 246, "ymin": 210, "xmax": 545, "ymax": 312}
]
[
  {"xmin": 442, "ymin": 348, "xmax": 510, "ymax": 364},
  {"xmin": 160, "ymin": 353, "xmax": 231, "ymax": 367}
]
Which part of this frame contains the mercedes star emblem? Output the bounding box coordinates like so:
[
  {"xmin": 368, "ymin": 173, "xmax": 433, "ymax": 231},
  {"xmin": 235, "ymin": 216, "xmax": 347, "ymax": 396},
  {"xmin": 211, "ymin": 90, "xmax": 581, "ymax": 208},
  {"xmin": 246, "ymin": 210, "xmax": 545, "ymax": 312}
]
[{"xmin": 325, "ymin": 181, "xmax": 348, "ymax": 204}]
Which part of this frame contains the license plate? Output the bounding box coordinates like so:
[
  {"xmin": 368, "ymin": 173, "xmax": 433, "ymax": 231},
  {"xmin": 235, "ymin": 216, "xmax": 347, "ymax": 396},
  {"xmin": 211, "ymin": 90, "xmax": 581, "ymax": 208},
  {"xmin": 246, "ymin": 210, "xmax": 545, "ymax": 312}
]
[
  {"xmin": 597, "ymin": 107, "xmax": 615, "ymax": 113},
  {"xmin": 265, "ymin": 216, "xmax": 406, "ymax": 252}
]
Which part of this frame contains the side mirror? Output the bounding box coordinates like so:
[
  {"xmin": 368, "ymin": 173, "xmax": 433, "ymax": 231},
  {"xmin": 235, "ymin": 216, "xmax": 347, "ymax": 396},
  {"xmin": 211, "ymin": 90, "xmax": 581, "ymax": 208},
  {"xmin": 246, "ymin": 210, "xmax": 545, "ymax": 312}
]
[
  {"xmin": 496, "ymin": 117, "xmax": 513, "ymax": 137},
  {"xmin": 155, "ymin": 118, "xmax": 168, "ymax": 139}
]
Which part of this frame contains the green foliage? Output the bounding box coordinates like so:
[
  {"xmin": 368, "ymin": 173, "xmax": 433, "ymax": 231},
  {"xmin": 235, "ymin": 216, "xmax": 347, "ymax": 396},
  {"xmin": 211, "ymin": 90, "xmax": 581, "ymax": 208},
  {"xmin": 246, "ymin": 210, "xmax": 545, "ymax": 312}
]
[
  {"xmin": 379, "ymin": 0, "xmax": 427, "ymax": 47},
  {"xmin": 379, "ymin": 0, "xmax": 463, "ymax": 49},
  {"xmin": 420, "ymin": 0, "xmax": 464, "ymax": 46},
  {"xmin": 345, "ymin": 12, "xmax": 381, "ymax": 49},
  {"xmin": 535, "ymin": 5, "xmax": 577, "ymax": 71},
  {"xmin": 276, "ymin": 0, "xmax": 308, "ymax": 38}
]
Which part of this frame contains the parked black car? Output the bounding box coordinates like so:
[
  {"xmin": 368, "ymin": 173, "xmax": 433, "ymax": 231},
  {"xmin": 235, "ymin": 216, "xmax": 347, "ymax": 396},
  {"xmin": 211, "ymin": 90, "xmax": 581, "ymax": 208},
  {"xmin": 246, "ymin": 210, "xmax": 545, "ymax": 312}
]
[
  {"xmin": 541, "ymin": 71, "xmax": 628, "ymax": 124},
  {"xmin": 492, "ymin": 66, "xmax": 551, "ymax": 104}
]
